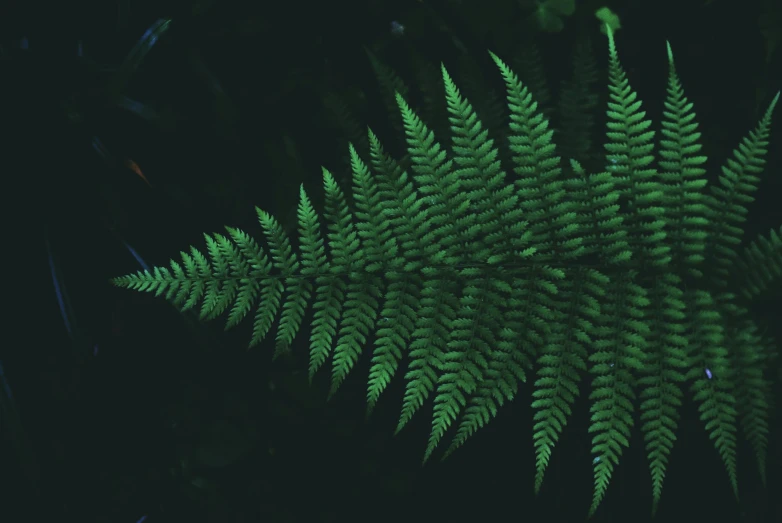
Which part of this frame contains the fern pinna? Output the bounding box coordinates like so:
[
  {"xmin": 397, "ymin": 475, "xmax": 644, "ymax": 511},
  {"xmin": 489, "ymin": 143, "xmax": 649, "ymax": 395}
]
[{"xmin": 111, "ymin": 27, "xmax": 780, "ymax": 517}]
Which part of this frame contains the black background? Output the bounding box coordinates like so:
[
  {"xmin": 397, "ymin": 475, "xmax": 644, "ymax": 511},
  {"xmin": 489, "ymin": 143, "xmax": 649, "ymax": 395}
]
[{"xmin": 0, "ymin": 0, "xmax": 780, "ymax": 522}]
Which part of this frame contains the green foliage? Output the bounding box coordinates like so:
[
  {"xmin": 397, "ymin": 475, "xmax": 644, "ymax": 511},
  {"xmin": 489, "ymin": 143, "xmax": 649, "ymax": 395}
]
[
  {"xmin": 112, "ymin": 28, "xmax": 780, "ymax": 518},
  {"xmin": 595, "ymin": 6, "xmax": 622, "ymax": 34},
  {"xmin": 557, "ymin": 38, "xmax": 600, "ymax": 165},
  {"xmin": 526, "ymin": 0, "xmax": 577, "ymax": 32}
]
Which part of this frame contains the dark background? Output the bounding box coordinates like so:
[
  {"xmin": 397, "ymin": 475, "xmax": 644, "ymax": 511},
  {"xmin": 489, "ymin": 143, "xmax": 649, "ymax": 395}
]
[{"xmin": 0, "ymin": 0, "xmax": 780, "ymax": 522}]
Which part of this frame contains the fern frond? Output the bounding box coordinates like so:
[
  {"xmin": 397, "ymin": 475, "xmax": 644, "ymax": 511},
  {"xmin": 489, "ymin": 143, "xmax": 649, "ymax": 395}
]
[
  {"xmin": 704, "ymin": 91, "xmax": 780, "ymax": 288},
  {"xmin": 490, "ymin": 51, "xmax": 586, "ymax": 265},
  {"xmin": 294, "ymin": 186, "xmax": 335, "ymax": 381},
  {"xmin": 587, "ymin": 275, "xmax": 649, "ymax": 518},
  {"xmin": 730, "ymin": 320, "xmax": 771, "ymax": 487},
  {"xmin": 111, "ymin": 30, "xmax": 781, "ymax": 520},
  {"xmin": 557, "ymin": 37, "xmax": 599, "ymax": 165},
  {"xmin": 319, "ymin": 164, "xmax": 384, "ymax": 397},
  {"xmin": 365, "ymin": 129, "xmax": 420, "ymax": 414},
  {"xmin": 735, "ymin": 226, "xmax": 782, "ymax": 301},
  {"xmin": 431, "ymin": 66, "xmax": 533, "ymax": 461},
  {"xmin": 603, "ymin": 27, "xmax": 669, "ymax": 270},
  {"xmin": 638, "ymin": 273, "xmax": 688, "ymax": 516},
  {"xmin": 686, "ymin": 290, "xmax": 739, "ymax": 499},
  {"xmin": 531, "ymin": 269, "xmax": 606, "ymax": 494},
  {"xmin": 257, "ymin": 208, "xmax": 311, "ymax": 357},
  {"xmin": 658, "ymin": 41, "xmax": 709, "ymax": 278}
]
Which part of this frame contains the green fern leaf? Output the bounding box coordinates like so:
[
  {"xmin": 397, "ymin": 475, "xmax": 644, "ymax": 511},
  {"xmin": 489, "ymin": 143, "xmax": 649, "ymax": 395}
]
[
  {"xmin": 587, "ymin": 276, "xmax": 649, "ymax": 518},
  {"xmin": 658, "ymin": 41, "xmax": 710, "ymax": 278},
  {"xmin": 110, "ymin": 28, "xmax": 781, "ymax": 519},
  {"xmin": 705, "ymin": 91, "xmax": 780, "ymax": 288},
  {"xmin": 686, "ymin": 290, "xmax": 739, "ymax": 499},
  {"xmin": 730, "ymin": 320, "xmax": 772, "ymax": 487},
  {"xmin": 735, "ymin": 226, "xmax": 782, "ymax": 300},
  {"xmin": 558, "ymin": 37, "xmax": 599, "ymax": 165}
]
